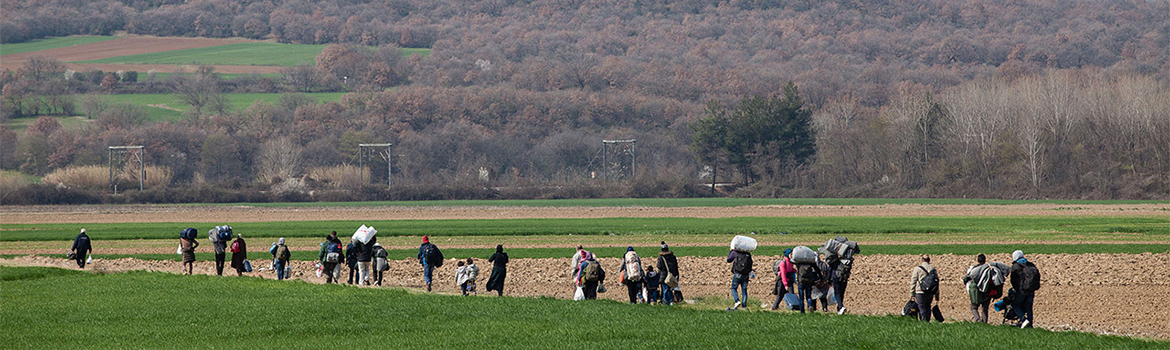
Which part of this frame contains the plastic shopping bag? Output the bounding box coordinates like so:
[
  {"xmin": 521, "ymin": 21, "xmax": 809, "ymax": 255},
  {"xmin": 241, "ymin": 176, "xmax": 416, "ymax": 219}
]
[
  {"xmin": 574, "ymin": 286, "xmax": 585, "ymax": 301},
  {"xmin": 86, "ymin": 254, "xmax": 92, "ymax": 264}
]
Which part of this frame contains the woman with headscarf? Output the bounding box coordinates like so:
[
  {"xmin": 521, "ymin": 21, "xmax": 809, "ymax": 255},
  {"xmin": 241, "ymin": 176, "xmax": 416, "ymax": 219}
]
[
  {"xmin": 230, "ymin": 233, "xmax": 248, "ymax": 276},
  {"xmin": 485, "ymin": 245, "xmax": 509, "ymax": 296},
  {"xmin": 770, "ymin": 248, "xmax": 796, "ymax": 310},
  {"xmin": 372, "ymin": 243, "xmax": 388, "ymax": 286},
  {"xmin": 618, "ymin": 246, "xmax": 644, "ymax": 304},
  {"xmin": 576, "ymin": 252, "xmax": 605, "ymax": 300}
]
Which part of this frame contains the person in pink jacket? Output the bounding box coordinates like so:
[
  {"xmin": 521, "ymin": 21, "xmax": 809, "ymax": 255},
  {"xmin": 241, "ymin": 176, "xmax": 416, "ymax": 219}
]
[{"xmin": 771, "ymin": 248, "xmax": 797, "ymax": 310}]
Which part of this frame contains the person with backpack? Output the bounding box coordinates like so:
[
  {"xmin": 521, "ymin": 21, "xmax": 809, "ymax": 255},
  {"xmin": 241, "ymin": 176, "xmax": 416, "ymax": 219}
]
[
  {"xmin": 657, "ymin": 242, "xmax": 681, "ymax": 305},
  {"xmin": 274, "ymin": 238, "xmax": 291, "ymax": 280},
  {"xmin": 319, "ymin": 234, "xmax": 343, "ymax": 283},
  {"xmin": 619, "ymin": 247, "xmax": 645, "ymax": 304},
  {"xmin": 356, "ymin": 237, "xmax": 373, "ymax": 286},
  {"xmin": 770, "ymin": 248, "xmax": 796, "ymax": 311},
  {"xmin": 643, "ymin": 265, "xmax": 661, "ymax": 304},
  {"xmin": 726, "ymin": 248, "xmax": 753, "ymax": 311},
  {"xmin": 910, "ymin": 255, "xmax": 940, "ymax": 322},
  {"xmin": 346, "ymin": 239, "xmax": 359, "ymax": 284},
  {"xmin": 576, "ymin": 252, "xmax": 605, "ymax": 300},
  {"xmin": 418, "ymin": 236, "xmax": 444, "ymax": 292},
  {"xmin": 230, "ymin": 233, "xmax": 248, "ymax": 276},
  {"xmin": 70, "ymin": 228, "xmax": 92, "ymax": 269},
  {"xmin": 1010, "ymin": 250, "xmax": 1040, "ymax": 328},
  {"xmin": 963, "ymin": 254, "xmax": 992, "ymax": 323},
  {"xmin": 372, "ymin": 242, "xmax": 388, "ymax": 286},
  {"xmin": 793, "ymin": 253, "xmax": 822, "ymax": 314},
  {"xmin": 807, "ymin": 253, "xmax": 831, "ymax": 312},
  {"xmin": 180, "ymin": 231, "xmax": 200, "ymax": 275},
  {"xmin": 486, "ymin": 245, "xmax": 509, "ymax": 296}
]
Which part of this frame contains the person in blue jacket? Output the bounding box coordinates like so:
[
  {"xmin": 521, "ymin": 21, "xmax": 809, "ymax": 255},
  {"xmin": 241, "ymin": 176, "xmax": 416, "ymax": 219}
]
[{"xmin": 418, "ymin": 236, "xmax": 443, "ymax": 292}]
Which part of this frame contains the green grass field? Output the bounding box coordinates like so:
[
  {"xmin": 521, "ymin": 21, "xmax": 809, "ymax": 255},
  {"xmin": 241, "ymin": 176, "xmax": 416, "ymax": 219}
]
[
  {"xmin": 99, "ymin": 92, "xmax": 347, "ymax": 122},
  {"xmin": 1, "ymin": 115, "xmax": 92, "ymax": 132},
  {"xmin": 0, "ymin": 36, "xmax": 120, "ymax": 56},
  {"xmin": 3, "ymin": 216, "xmax": 1166, "ymax": 242},
  {"xmin": 182, "ymin": 197, "xmax": 1170, "ymax": 208},
  {"xmin": 0, "ymin": 266, "xmax": 1159, "ymax": 349},
  {"xmin": 77, "ymin": 42, "xmax": 432, "ymax": 66}
]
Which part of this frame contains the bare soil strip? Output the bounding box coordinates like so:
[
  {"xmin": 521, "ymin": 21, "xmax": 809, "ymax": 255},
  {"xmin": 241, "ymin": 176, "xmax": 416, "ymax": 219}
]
[
  {"xmin": 5, "ymin": 252, "xmax": 1167, "ymax": 339},
  {"xmin": 3, "ymin": 203, "xmax": 1169, "ymax": 224}
]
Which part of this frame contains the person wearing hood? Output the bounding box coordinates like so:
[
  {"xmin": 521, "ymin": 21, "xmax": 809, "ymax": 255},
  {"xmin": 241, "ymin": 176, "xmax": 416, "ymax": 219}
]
[
  {"xmin": 770, "ymin": 248, "xmax": 797, "ymax": 310},
  {"xmin": 179, "ymin": 229, "xmax": 200, "ymax": 275},
  {"xmin": 486, "ymin": 245, "xmax": 509, "ymax": 296},
  {"xmin": 372, "ymin": 242, "xmax": 388, "ymax": 286},
  {"xmin": 1010, "ymin": 250, "xmax": 1041, "ymax": 328},
  {"xmin": 656, "ymin": 242, "xmax": 681, "ymax": 305},
  {"xmin": 417, "ymin": 236, "xmax": 443, "ymax": 292},
  {"xmin": 618, "ymin": 246, "xmax": 645, "ymax": 304},
  {"xmin": 71, "ymin": 228, "xmax": 92, "ymax": 269},
  {"xmin": 274, "ymin": 238, "xmax": 291, "ymax": 280},
  {"xmin": 230, "ymin": 233, "xmax": 248, "ymax": 276},
  {"xmin": 570, "ymin": 245, "xmax": 585, "ymax": 277}
]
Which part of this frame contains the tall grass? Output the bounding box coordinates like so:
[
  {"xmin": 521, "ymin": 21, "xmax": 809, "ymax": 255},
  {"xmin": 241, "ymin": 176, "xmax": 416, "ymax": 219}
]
[
  {"xmin": 122, "ymin": 165, "xmax": 173, "ymax": 188},
  {"xmin": 0, "ymin": 171, "xmax": 33, "ymax": 201},
  {"xmin": 40, "ymin": 165, "xmax": 108, "ymax": 191},
  {"xmin": 0, "ymin": 266, "xmax": 1161, "ymax": 349},
  {"xmin": 307, "ymin": 165, "xmax": 368, "ymax": 190}
]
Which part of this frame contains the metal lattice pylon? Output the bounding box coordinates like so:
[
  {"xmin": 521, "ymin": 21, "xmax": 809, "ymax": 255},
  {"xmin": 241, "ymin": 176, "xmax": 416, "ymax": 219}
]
[
  {"xmin": 601, "ymin": 139, "xmax": 636, "ymax": 181},
  {"xmin": 108, "ymin": 146, "xmax": 145, "ymax": 193},
  {"xmin": 358, "ymin": 143, "xmax": 393, "ymax": 188}
]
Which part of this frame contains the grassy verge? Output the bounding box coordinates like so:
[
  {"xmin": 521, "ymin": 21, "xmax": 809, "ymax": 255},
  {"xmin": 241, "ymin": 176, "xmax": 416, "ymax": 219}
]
[
  {"xmin": 78, "ymin": 42, "xmax": 432, "ymax": 66},
  {"xmin": 99, "ymin": 92, "xmax": 347, "ymax": 122},
  {"xmin": 180, "ymin": 197, "xmax": 1170, "ymax": 207},
  {"xmin": 10, "ymin": 244, "xmax": 1169, "ymax": 262},
  {"xmin": 4, "ymin": 216, "xmax": 1167, "ymax": 241},
  {"xmin": 0, "ymin": 35, "xmax": 120, "ymax": 55},
  {"xmin": 0, "ymin": 266, "xmax": 1160, "ymax": 349}
]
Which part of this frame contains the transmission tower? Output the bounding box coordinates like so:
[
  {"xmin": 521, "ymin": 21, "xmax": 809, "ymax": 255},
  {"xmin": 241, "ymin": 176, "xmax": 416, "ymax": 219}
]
[
  {"xmin": 108, "ymin": 145, "xmax": 145, "ymax": 193},
  {"xmin": 358, "ymin": 143, "xmax": 393, "ymax": 188},
  {"xmin": 601, "ymin": 139, "xmax": 636, "ymax": 181}
]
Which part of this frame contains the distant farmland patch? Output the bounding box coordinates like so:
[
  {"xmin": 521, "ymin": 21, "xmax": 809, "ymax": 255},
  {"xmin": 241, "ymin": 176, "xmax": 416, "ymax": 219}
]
[
  {"xmin": 99, "ymin": 92, "xmax": 348, "ymax": 122},
  {"xmin": 0, "ymin": 36, "xmax": 120, "ymax": 56}
]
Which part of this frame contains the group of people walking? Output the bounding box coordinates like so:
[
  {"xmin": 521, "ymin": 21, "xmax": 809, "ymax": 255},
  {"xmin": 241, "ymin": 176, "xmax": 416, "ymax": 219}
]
[
  {"xmin": 72, "ymin": 227, "xmax": 1043, "ymax": 328},
  {"xmin": 572, "ymin": 242, "xmax": 683, "ymax": 305}
]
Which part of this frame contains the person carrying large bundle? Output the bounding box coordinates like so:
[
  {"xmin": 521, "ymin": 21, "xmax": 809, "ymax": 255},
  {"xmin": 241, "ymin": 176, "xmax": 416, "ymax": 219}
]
[
  {"xmin": 770, "ymin": 248, "xmax": 797, "ymax": 311},
  {"xmin": 179, "ymin": 229, "xmax": 200, "ymax": 275},
  {"xmin": 790, "ymin": 245, "xmax": 820, "ymax": 314},
  {"xmin": 726, "ymin": 236, "xmax": 756, "ymax": 311},
  {"xmin": 618, "ymin": 247, "xmax": 645, "ymax": 304},
  {"xmin": 209, "ymin": 226, "xmax": 233, "ymax": 276},
  {"xmin": 819, "ymin": 236, "xmax": 859, "ymax": 314}
]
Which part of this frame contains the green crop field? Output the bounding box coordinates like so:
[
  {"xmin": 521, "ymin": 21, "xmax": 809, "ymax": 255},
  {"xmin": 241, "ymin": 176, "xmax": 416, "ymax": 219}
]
[
  {"xmin": 0, "ymin": 266, "xmax": 1159, "ymax": 349},
  {"xmin": 180, "ymin": 197, "xmax": 1170, "ymax": 208},
  {"xmin": 0, "ymin": 36, "xmax": 120, "ymax": 56},
  {"xmin": 78, "ymin": 42, "xmax": 432, "ymax": 66},
  {"xmin": 98, "ymin": 92, "xmax": 347, "ymax": 122},
  {"xmin": 4, "ymin": 216, "xmax": 1168, "ymax": 242},
  {"xmin": 1, "ymin": 115, "xmax": 92, "ymax": 132}
]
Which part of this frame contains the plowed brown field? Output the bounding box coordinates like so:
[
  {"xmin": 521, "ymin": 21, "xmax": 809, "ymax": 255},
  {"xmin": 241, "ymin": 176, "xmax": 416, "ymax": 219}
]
[{"xmin": 6, "ymin": 252, "xmax": 1168, "ymax": 339}]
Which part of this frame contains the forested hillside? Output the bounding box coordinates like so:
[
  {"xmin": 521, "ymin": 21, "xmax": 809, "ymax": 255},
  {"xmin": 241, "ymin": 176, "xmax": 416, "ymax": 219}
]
[{"xmin": 2, "ymin": 0, "xmax": 1168, "ymax": 202}]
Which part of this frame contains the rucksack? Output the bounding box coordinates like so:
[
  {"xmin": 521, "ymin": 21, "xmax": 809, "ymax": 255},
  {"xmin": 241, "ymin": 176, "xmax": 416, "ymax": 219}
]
[
  {"xmin": 1020, "ymin": 263, "xmax": 1041, "ymax": 291},
  {"xmin": 325, "ymin": 243, "xmax": 341, "ymax": 263},
  {"xmin": 583, "ymin": 260, "xmax": 603, "ymax": 282},
  {"xmin": 423, "ymin": 244, "xmax": 444, "ymax": 267},
  {"xmin": 624, "ymin": 251, "xmax": 643, "ymax": 282},
  {"xmin": 835, "ymin": 259, "xmax": 853, "ymax": 281},
  {"xmin": 797, "ymin": 263, "xmax": 821, "ymax": 286},
  {"xmin": 276, "ymin": 245, "xmax": 291, "ymax": 261},
  {"xmin": 918, "ymin": 266, "xmax": 939, "ymax": 294},
  {"xmin": 732, "ymin": 252, "xmax": 753, "ymax": 275}
]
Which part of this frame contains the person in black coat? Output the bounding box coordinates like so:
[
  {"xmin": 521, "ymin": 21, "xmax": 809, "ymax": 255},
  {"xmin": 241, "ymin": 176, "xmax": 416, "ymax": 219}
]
[
  {"xmin": 485, "ymin": 245, "xmax": 509, "ymax": 296},
  {"xmin": 71, "ymin": 228, "xmax": 92, "ymax": 268},
  {"xmin": 230, "ymin": 234, "xmax": 248, "ymax": 276},
  {"xmin": 656, "ymin": 242, "xmax": 681, "ymax": 304},
  {"xmin": 346, "ymin": 240, "xmax": 359, "ymax": 284},
  {"xmin": 356, "ymin": 237, "xmax": 373, "ymax": 286}
]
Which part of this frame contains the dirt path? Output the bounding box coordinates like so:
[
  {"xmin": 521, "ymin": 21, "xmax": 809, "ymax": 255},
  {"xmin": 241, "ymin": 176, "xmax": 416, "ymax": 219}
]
[
  {"xmin": 5, "ymin": 252, "xmax": 1168, "ymax": 339},
  {"xmin": 3, "ymin": 203, "xmax": 1169, "ymax": 224}
]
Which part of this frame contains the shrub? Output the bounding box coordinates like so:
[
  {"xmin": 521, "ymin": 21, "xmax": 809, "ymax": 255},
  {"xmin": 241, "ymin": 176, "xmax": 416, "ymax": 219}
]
[
  {"xmin": 307, "ymin": 165, "xmax": 368, "ymax": 190},
  {"xmin": 41, "ymin": 165, "xmax": 108, "ymax": 191},
  {"xmin": 121, "ymin": 165, "xmax": 173, "ymax": 189},
  {"xmin": 0, "ymin": 183, "xmax": 102, "ymax": 205},
  {"xmin": 0, "ymin": 171, "xmax": 32, "ymax": 202}
]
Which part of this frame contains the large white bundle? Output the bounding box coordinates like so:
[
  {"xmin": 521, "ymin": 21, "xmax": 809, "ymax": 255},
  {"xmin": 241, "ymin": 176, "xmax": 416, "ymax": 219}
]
[
  {"xmin": 791, "ymin": 245, "xmax": 817, "ymax": 264},
  {"xmin": 730, "ymin": 235, "xmax": 758, "ymax": 252},
  {"xmin": 352, "ymin": 225, "xmax": 378, "ymax": 244}
]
